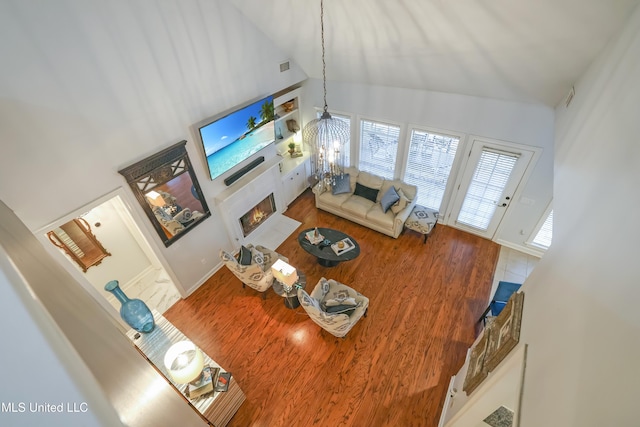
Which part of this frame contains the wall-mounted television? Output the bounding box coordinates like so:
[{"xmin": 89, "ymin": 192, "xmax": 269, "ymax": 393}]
[{"xmin": 196, "ymin": 95, "xmax": 275, "ymax": 181}]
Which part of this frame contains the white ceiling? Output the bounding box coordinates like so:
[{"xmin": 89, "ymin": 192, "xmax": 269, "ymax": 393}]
[{"xmin": 228, "ymin": 0, "xmax": 640, "ymax": 106}]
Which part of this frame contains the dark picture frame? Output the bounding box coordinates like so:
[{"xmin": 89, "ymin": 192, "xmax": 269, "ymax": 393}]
[
  {"xmin": 119, "ymin": 141, "xmax": 211, "ymax": 247},
  {"xmin": 484, "ymin": 291, "xmax": 525, "ymax": 372}
]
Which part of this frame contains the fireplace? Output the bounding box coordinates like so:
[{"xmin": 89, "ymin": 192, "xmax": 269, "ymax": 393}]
[
  {"xmin": 214, "ymin": 157, "xmax": 287, "ymax": 246},
  {"xmin": 239, "ymin": 193, "xmax": 276, "ymax": 237}
]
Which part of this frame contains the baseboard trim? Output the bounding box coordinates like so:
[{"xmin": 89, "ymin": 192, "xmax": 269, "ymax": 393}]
[
  {"xmin": 495, "ymin": 239, "xmax": 544, "ymax": 258},
  {"xmin": 185, "ymin": 261, "xmax": 225, "ymax": 296}
]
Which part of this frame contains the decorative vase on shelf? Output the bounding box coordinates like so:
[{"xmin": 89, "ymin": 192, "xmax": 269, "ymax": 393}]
[{"xmin": 104, "ymin": 280, "xmax": 155, "ymax": 333}]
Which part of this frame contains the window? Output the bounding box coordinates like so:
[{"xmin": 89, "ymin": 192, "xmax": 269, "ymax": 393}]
[
  {"xmin": 317, "ymin": 111, "xmax": 351, "ymax": 167},
  {"xmin": 403, "ymin": 129, "xmax": 460, "ymax": 210},
  {"xmin": 530, "ymin": 208, "xmax": 553, "ymax": 249},
  {"xmin": 358, "ymin": 119, "xmax": 400, "ymax": 179}
]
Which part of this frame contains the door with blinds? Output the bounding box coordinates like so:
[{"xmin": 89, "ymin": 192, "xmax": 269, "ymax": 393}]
[{"xmin": 446, "ymin": 138, "xmax": 536, "ymax": 239}]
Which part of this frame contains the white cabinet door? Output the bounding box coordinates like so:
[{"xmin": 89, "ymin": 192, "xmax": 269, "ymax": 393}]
[
  {"xmin": 283, "ymin": 169, "xmax": 303, "ymax": 205},
  {"xmin": 282, "ymin": 172, "xmax": 296, "ymax": 205},
  {"xmin": 282, "ymin": 158, "xmax": 310, "ymax": 206}
]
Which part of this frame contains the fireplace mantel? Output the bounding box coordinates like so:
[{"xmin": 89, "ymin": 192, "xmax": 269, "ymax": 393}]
[
  {"xmin": 215, "ymin": 156, "xmax": 282, "ymax": 205},
  {"xmin": 214, "ymin": 156, "xmax": 286, "ymax": 247}
]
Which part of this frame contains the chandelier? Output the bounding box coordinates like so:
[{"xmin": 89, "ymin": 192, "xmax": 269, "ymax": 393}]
[{"xmin": 302, "ymin": 0, "xmax": 350, "ymax": 187}]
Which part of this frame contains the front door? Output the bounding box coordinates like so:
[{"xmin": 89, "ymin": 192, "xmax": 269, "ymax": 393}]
[{"xmin": 446, "ymin": 137, "xmax": 536, "ymax": 239}]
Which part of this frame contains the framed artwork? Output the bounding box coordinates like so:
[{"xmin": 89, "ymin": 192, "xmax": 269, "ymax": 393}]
[
  {"xmin": 463, "ymin": 327, "xmax": 490, "ymax": 395},
  {"xmin": 484, "ymin": 291, "xmax": 525, "ymax": 372}
]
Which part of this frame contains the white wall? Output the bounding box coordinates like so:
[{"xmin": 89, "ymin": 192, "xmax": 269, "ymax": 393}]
[
  {"xmin": 0, "ymin": 259, "xmax": 107, "ymax": 427},
  {"xmin": 44, "ymin": 197, "xmax": 153, "ymax": 295},
  {"xmin": 83, "ymin": 200, "xmax": 151, "ymax": 287},
  {"xmin": 0, "ymin": 0, "xmax": 306, "ymax": 292},
  {"xmin": 518, "ymin": 5, "xmax": 640, "ymax": 426},
  {"xmin": 0, "ymin": 199, "xmax": 208, "ymax": 426},
  {"xmin": 300, "ymin": 79, "xmax": 555, "ymax": 249}
]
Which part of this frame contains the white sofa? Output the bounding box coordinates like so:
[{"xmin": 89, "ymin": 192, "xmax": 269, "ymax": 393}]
[{"xmin": 312, "ymin": 167, "xmax": 417, "ymax": 238}]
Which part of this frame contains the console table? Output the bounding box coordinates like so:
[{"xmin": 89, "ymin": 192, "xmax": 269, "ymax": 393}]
[{"xmin": 126, "ymin": 311, "xmax": 245, "ymax": 426}]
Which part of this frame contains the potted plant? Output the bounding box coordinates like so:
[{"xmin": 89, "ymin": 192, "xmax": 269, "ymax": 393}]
[{"xmin": 288, "ymin": 142, "xmax": 296, "ymax": 156}]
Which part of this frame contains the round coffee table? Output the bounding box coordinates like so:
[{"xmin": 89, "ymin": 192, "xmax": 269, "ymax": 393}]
[{"xmin": 297, "ymin": 228, "xmax": 361, "ymax": 267}]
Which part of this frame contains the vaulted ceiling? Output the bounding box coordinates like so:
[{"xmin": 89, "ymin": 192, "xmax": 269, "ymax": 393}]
[{"xmin": 228, "ymin": 0, "xmax": 639, "ymax": 107}]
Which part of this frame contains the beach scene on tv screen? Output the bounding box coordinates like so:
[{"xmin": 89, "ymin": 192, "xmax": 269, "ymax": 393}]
[{"xmin": 200, "ymin": 96, "xmax": 275, "ymax": 180}]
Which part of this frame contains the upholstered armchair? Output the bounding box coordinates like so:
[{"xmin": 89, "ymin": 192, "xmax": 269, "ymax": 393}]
[
  {"xmin": 297, "ymin": 277, "xmax": 369, "ymax": 338},
  {"xmin": 219, "ymin": 244, "xmax": 288, "ymax": 299}
]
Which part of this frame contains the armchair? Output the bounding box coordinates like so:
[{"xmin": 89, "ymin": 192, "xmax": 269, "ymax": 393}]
[
  {"xmin": 219, "ymin": 244, "xmax": 288, "ymax": 299},
  {"xmin": 297, "ymin": 277, "xmax": 369, "ymax": 338}
]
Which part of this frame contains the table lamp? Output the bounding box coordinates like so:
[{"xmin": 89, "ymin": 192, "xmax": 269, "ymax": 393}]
[
  {"xmin": 163, "ymin": 340, "xmax": 205, "ymax": 384},
  {"xmin": 146, "ymin": 190, "xmax": 167, "ymax": 207},
  {"xmin": 271, "ymin": 259, "xmax": 299, "ymax": 292}
]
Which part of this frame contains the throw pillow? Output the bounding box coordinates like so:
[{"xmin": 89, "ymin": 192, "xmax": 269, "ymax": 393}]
[
  {"xmin": 250, "ymin": 247, "xmax": 265, "ymax": 265},
  {"xmin": 238, "ymin": 245, "xmax": 252, "ymax": 265},
  {"xmin": 391, "ymin": 188, "xmax": 410, "ymax": 214},
  {"xmin": 152, "ymin": 206, "xmax": 173, "ymax": 222},
  {"xmin": 380, "ymin": 186, "xmax": 400, "ymax": 213},
  {"xmin": 331, "ymin": 174, "xmax": 351, "ymax": 195},
  {"xmin": 173, "ymin": 208, "xmax": 193, "ymax": 224},
  {"xmin": 324, "ymin": 297, "xmax": 357, "ymax": 307},
  {"xmin": 354, "ymin": 182, "xmax": 379, "ymax": 203},
  {"xmin": 324, "ymin": 304, "xmax": 357, "ymax": 316}
]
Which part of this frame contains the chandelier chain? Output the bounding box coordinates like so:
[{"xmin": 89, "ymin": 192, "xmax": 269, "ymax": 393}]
[
  {"xmin": 302, "ymin": 0, "xmax": 350, "ymax": 187},
  {"xmin": 321, "ymin": 0, "xmax": 328, "ymax": 113}
]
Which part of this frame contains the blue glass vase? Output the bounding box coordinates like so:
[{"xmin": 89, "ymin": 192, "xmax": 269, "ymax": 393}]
[{"xmin": 104, "ymin": 280, "xmax": 155, "ymax": 333}]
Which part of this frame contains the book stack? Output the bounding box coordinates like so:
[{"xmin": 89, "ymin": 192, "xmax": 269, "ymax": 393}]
[
  {"xmin": 187, "ymin": 366, "xmax": 218, "ymax": 399},
  {"xmin": 304, "ymin": 228, "xmax": 324, "ymax": 245},
  {"xmin": 215, "ymin": 372, "xmax": 232, "ymax": 392},
  {"xmin": 331, "ymin": 238, "xmax": 355, "ymax": 255}
]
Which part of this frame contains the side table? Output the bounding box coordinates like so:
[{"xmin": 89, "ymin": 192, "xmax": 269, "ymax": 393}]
[
  {"xmin": 405, "ymin": 205, "xmax": 439, "ymax": 243},
  {"xmin": 273, "ymin": 272, "xmax": 307, "ymax": 309}
]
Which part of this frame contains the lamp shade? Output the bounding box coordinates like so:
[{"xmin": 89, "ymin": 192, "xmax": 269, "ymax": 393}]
[
  {"xmin": 163, "ymin": 340, "xmax": 205, "ymax": 384},
  {"xmin": 146, "ymin": 190, "xmax": 167, "ymax": 207},
  {"xmin": 271, "ymin": 258, "xmax": 298, "ymax": 288}
]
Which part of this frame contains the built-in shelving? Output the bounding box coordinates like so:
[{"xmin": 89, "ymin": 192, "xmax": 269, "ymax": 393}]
[
  {"xmin": 273, "ymin": 87, "xmax": 310, "ymax": 207},
  {"xmin": 273, "ymin": 87, "xmax": 302, "ymax": 148}
]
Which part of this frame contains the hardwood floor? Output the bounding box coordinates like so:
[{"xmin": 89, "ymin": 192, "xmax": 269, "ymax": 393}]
[{"xmin": 165, "ymin": 189, "xmax": 500, "ymax": 427}]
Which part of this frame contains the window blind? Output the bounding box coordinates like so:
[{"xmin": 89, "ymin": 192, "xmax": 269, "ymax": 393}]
[
  {"xmin": 404, "ymin": 129, "xmax": 460, "ymax": 210},
  {"xmin": 457, "ymin": 149, "xmax": 518, "ymax": 230},
  {"xmin": 330, "ymin": 113, "xmax": 351, "ymax": 167},
  {"xmin": 532, "ymin": 210, "xmax": 553, "ymax": 248},
  {"xmin": 358, "ymin": 119, "xmax": 400, "ymax": 179}
]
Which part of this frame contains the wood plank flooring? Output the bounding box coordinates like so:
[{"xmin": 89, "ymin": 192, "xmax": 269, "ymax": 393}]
[{"xmin": 165, "ymin": 189, "xmax": 499, "ymax": 427}]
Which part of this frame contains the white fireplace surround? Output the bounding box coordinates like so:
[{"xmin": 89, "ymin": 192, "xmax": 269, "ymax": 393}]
[{"xmin": 215, "ymin": 157, "xmax": 288, "ymax": 248}]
